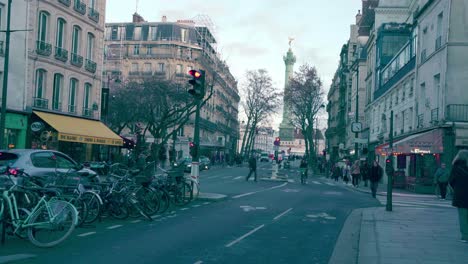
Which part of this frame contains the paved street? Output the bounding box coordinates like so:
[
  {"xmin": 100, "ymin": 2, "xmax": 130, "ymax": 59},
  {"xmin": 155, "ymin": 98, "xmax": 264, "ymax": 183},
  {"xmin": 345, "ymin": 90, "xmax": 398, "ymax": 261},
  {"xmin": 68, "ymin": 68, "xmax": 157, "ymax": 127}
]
[{"xmin": 1, "ymin": 163, "xmax": 379, "ymax": 264}]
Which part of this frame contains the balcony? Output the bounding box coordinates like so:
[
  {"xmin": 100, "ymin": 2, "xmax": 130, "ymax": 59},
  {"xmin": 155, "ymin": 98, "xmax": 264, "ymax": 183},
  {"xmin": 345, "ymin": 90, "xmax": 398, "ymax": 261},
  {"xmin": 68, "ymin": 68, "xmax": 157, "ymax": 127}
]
[
  {"xmin": 128, "ymin": 71, "xmax": 140, "ymax": 76},
  {"xmin": 33, "ymin": 97, "xmax": 48, "ymax": 109},
  {"xmin": 73, "ymin": 0, "xmax": 86, "ymax": 15},
  {"xmin": 417, "ymin": 114, "xmax": 424, "ymax": 128},
  {"xmin": 435, "ymin": 36, "xmax": 442, "ymax": 50},
  {"xmin": 36, "ymin": 41, "xmax": 52, "ymax": 56},
  {"xmin": 85, "ymin": 59, "xmax": 97, "ymax": 73},
  {"xmin": 52, "ymin": 101, "xmax": 62, "ymax": 111},
  {"xmin": 68, "ymin": 105, "xmax": 76, "ymax": 113},
  {"xmin": 447, "ymin": 104, "xmax": 468, "ymax": 122},
  {"xmin": 58, "ymin": 0, "xmax": 71, "ymax": 6},
  {"xmin": 54, "ymin": 47, "xmax": 68, "ymax": 62},
  {"xmin": 0, "ymin": 41, "xmax": 3, "ymax": 55},
  {"xmin": 88, "ymin": 7, "xmax": 100, "ymax": 23},
  {"xmin": 82, "ymin": 107, "xmax": 93, "ymax": 117},
  {"xmin": 70, "ymin": 53, "xmax": 83, "ymax": 67}
]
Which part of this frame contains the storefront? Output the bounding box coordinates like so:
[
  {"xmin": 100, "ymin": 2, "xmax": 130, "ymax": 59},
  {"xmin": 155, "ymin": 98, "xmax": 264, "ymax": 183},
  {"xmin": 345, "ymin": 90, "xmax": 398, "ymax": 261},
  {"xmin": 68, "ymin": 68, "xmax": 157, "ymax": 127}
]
[
  {"xmin": 31, "ymin": 111, "xmax": 123, "ymax": 162},
  {"xmin": 4, "ymin": 112, "xmax": 28, "ymax": 149},
  {"xmin": 376, "ymin": 129, "xmax": 444, "ymax": 193}
]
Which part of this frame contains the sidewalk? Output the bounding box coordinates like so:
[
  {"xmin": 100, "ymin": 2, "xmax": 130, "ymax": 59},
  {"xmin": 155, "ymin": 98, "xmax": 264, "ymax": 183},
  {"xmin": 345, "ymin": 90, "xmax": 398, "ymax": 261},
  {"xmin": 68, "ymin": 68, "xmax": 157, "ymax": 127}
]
[{"xmin": 358, "ymin": 206, "xmax": 468, "ymax": 264}]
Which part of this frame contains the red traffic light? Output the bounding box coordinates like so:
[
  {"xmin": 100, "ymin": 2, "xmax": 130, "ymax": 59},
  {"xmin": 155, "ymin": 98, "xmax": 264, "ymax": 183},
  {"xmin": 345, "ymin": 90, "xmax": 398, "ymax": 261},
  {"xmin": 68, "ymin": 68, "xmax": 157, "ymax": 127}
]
[
  {"xmin": 386, "ymin": 158, "xmax": 391, "ymax": 163},
  {"xmin": 275, "ymin": 137, "xmax": 280, "ymax": 142},
  {"xmin": 189, "ymin": 142, "xmax": 195, "ymax": 148},
  {"xmin": 188, "ymin": 70, "xmax": 201, "ymax": 78}
]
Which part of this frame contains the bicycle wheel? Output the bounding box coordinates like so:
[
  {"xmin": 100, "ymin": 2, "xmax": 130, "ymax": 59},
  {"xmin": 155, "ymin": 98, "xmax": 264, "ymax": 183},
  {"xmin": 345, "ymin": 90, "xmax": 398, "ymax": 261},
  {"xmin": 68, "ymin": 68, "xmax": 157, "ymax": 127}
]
[
  {"xmin": 156, "ymin": 189, "xmax": 170, "ymax": 214},
  {"xmin": 107, "ymin": 195, "xmax": 129, "ymax": 220},
  {"xmin": 174, "ymin": 182, "xmax": 192, "ymax": 206},
  {"xmin": 81, "ymin": 192, "xmax": 101, "ymax": 224},
  {"xmin": 27, "ymin": 200, "xmax": 77, "ymax": 248},
  {"xmin": 69, "ymin": 198, "xmax": 87, "ymax": 227},
  {"xmin": 135, "ymin": 187, "xmax": 160, "ymax": 215},
  {"xmin": 126, "ymin": 195, "xmax": 152, "ymax": 221}
]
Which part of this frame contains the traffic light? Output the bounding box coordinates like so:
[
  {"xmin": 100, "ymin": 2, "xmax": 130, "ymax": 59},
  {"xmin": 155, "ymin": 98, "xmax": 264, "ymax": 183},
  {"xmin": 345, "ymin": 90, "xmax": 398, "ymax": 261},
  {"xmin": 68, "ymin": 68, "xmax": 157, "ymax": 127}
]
[
  {"xmin": 189, "ymin": 142, "xmax": 198, "ymax": 158},
  {"xmin": 385, "ymin": 157, "xmax": 394, "ymax": 176},
  {"xmin": 188, "ymin": 69, "xmax": 205, "ymax": 99},
  {"xmin": 274, "ymin": 137, "xmax": 281, "ymax": 146}
]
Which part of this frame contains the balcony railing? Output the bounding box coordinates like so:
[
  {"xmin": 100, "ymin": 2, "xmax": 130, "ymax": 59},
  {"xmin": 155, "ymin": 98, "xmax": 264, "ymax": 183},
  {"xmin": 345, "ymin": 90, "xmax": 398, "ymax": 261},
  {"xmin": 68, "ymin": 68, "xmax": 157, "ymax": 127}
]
[
  {"xmin": 82, "ymin": 107, "xmax": 93, "ymax": 117},
  {"xmin": 417, "ymin": 114, "xmax": 424, "ymax": 128},
  {"xmin": 128, "ymin": 71, "xmax": 140, "ymax": 76},
  {"xmin": 58, "ymin": 0, "xmax": 71, "ymax": 6},
  {"xmin": 52, "ymin": 101, "xmax": 62, "ymax": 111},
  {"xmin": 435, "ymin": 36, "xmax": 442, "ymax": 50},
  {"xmin": 447, "ymin": 104, "xmax": 468, "ymax": 122},
  {"xmin": 431, "ymin": 108, "xmax": 439, "ymax": 122},
  {"xmin": 88, "ymin": 7, "xmax": 99, "ymax": 23},
  {"xmin": 54, "ymin": 47, "xmax": 68, "ymax": 62},
  {"xmin": 0, "ymin": 41, "xmax": 4, "ymax": 55},
  {"xmin": 33, "ymin": 97, "xmax": 48, "ymax": 109},
  {"xmin": 64, "ymin": 104, "xmax": 75, "ymax": 114},
  {"xmin": 73, "ymin": 0, "xmax": 86, "ymax": 15},
  {"xmin": 71, "ymin": 53, "xmax": 83, "ymax": 67},
  {"xmin": 36, "ymin": 41, "xmax": 52, "ymax": 56},
  {"xmin": 85, "ymin": 59, "xmax": 97, "ymax": 73}
]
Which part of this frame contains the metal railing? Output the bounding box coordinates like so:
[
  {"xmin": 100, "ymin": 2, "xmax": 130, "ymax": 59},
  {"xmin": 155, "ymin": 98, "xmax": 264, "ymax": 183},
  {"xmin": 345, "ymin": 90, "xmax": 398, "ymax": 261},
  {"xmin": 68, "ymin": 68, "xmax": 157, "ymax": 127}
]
[
  {"xmin": 85, "ymin": 59, "xmax": 97, "ymax": 73},
  {"xmin": 431, "ymin": 108, "xmax": 439, "ymax": 122},
  {"xmin": 68, "ymin": 105, "xmax": 76, "ymax": 113},
  {"xmin": 417, "ymin": 114, "xmax": 424, "ymax": 128},
  {"xmin": 73, "ymin": 0, "xmax": 86, "ymax": 15},
  {"xmin": 446, "ymin": 104, "xmax": 468, "ymax": 122},
  {"xmin": 36, "ymin": 41, "xmax": 52, "ymax": 56},
  {"xmin": 33, "ymin": 97, "xmax": 48, "ymax": 109},
  {"xmin": 82, "ymin": 107, "xmax": 93, "ymax": 117},
  {"xmin": 54, "ymin": 47, "xmax": 68, "ymax": 62},
  {"xmin": 52, "ymin": 101, "xmax": 62, "ymax": 111},
  {"xmin": 71, "ymin": 53, "xmax": 83, "ymax": 67},
  {"xmin": 88, "ymin": 7, "xmax": 99, "ymax": 22}
]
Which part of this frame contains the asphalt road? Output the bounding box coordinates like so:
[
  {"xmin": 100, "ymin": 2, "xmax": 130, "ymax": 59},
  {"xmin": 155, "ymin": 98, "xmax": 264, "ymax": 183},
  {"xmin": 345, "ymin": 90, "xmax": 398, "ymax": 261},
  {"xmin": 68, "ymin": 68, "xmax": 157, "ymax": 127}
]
[{"xmin": 1, "ymin": 162, "xmax": 380, "ymax": 264}]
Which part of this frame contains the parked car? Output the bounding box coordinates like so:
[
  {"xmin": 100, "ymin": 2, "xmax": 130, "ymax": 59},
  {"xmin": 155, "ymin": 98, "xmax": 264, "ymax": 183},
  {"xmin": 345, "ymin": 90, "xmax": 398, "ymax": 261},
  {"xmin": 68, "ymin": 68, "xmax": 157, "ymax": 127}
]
[
  {"xmin": 260, "ymin": 152, "xmax": 270, "ymax": 162},
  {"xmin": 0, "ymin": 149, "xmax": 97, "ymax": 187}
]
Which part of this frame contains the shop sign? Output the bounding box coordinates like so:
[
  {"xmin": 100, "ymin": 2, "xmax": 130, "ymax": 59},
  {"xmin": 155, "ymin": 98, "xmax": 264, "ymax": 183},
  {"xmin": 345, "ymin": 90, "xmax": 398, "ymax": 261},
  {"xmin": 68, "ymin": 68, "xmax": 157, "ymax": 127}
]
[
  {"xmin": 30, "ymin": 121, "xmax": 45, "ymax": 132},
  {"xmin": 58, "ymin": 133, "xmax": 123, "ymax": 146}
]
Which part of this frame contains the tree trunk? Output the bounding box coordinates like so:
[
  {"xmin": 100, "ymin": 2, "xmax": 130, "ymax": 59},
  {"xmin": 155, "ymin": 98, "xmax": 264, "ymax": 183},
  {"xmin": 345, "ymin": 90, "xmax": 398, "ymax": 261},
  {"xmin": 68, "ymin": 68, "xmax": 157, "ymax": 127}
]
[{"xmin": 240, "ymin": 118, "xmax": 252, "ymax": 158}]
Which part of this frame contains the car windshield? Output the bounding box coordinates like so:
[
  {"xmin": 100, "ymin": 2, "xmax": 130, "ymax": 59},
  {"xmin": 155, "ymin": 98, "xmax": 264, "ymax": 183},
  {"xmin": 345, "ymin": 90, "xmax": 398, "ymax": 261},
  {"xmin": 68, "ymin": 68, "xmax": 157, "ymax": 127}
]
[{"xmin": 0, "ymin": 152, "xmax": 19, "ymax": 172}]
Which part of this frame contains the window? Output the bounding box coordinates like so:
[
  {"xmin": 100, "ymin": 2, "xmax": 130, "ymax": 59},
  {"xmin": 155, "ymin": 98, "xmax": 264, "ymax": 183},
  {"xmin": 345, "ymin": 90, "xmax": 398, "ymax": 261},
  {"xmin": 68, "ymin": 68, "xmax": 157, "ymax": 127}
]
[
  {"xmin": 409, "ymin": 80, "xmax": 414, "ymax": 96},
  {"xmin": 144, "ymin": 63, "xmax": 151, "ymax": 72},
  {"xmin": 55, "ymin": 153, "xmax": 77, "ymax": 169},
  {"xmin": 177, "ymin": 47, "xmax": 182, "ymax": 58},
  {"xmin": 86, "ymin": 33, "xmax": 94, "ymax": 60},
  {"xmin": 142, "ymin": 25, "xmax": 149, "ymax": 40},
  {"xmin": 181, "ymin": 28, "xmax": 187, "ymax": 42},
  {"xmin": 134, "ymin": 26, "xmax": 141, "ymax": 40},
  {"xmin": 434, "ymin": 74, "xmax": 441, "ymax": 108},
  {"xmin": 176, "ymin": 64, "xmax": 182, "ymax": 74},
  {"xmin": 38, "ymin": 11, "xmax": 49, "ymax": 42},
  {"xmin": 35, "ymin": 69, "xmax": 47, "ymax": 98},
  {"xmin": 31, "ymin": 152, "xmax": 55, "ymax": 168},
  {"xmin": 437, "ymin": 12, "xmax": 443, "ymax": 38},
  {"xmin": 111, "ymin": 26, "xmax": 119, "ymax": 40},
  {"xmin": 131, "ymin": 63, "xmax": 138, "ymax": 72},
  {"xmin": 69, "ymin": 78, "xmax": 78, "ymax": 112},
  {"xmin": 395, "ymin": 91, "xmax": 399, "ymax": 105},
  {"xmin": 56, "ymin": 18, "xmax": 66, "ymax": 48},
  {"xmin": 150, "ymin": 26, "xmax": 157, "ymax": 40},
  {"xmin": 0, "ymin": 4, "xmax": 3, "ymax": 31},
  {"xmin": 83, "ymin": 83, "xmax": 91, "ymax": 108},
  {"xmin": 125, "ymin": 25, "xmax": 134, "ymax": 40},
  {"xmin": 89, "ymin": 0, "xmax": 96, "ymax": 9},
  {"xmin": 146, "ymin": 45, "xmax": 152, "ymax": 55},
  {"xmin": 133, "ymin": 45, "xmax": 140, "ymax": 55},
  {"xmin": 52, "ymin": 74, "xmax": 63, "ymax": 110},
  {"xmin": 71, "ymin": 26, "xmax": 81, "ymax": 54},
  {"xmin": 158, "ymin": 63, "xmax": 165, "ymax": 72}
]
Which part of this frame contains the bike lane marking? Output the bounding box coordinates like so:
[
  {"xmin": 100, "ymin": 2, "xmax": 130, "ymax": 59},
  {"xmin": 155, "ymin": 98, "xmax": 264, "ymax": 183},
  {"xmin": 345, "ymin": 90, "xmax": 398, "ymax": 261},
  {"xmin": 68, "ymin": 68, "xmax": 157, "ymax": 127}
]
[
  {"xmin": 194, "ymin": 261, "xmax": 203, "ymax": 264},
  {"xmin": 0, "ymin": 254, "xmax": 37, "ymax": 263},
  {"xmin": 131, "ymin": 220, "xmax": 142, "ymax": 223},
  {"xmin": 233, "ymin": 176, "xmax": 243, "ymax": 180},
  {"xmin": 273, "ymin": 208, "xmax": 293, "ymax": 221},
  {"xmin": 180, "ymin": 207, "xmax": 190, "ymax": 211},
  {"xmin": 202, "ymin": 202, "xmax": 211, "ymax": 205},
  {"xmin": 107, "ymin": 225, "xmax": 122, "ymax": 230},
  {"xmin": 232, "ymin": 182, "xmax": 288, "ymax": 199},
  {"xmin": 225, "ymin": 224, "xmax": 265, "ymax": 248},
  {"xmin": 77, "ymin": 231, "xmax": 96, "ymax": 237}
]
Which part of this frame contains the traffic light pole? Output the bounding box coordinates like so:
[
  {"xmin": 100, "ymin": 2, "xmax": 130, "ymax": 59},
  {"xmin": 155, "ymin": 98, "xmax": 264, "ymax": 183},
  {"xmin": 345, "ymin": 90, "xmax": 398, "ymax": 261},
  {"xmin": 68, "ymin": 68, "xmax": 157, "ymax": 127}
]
[
  {"xmin": 386, "ymin": 110, "xmax": 394, "ymax": 212},
  {"xmin": 0, "ymin": 0, "xmax": 12, "ymax": 149},
  {"xmin": 190, "ymin": 96, "xmax": 201, "ymax": 191}
]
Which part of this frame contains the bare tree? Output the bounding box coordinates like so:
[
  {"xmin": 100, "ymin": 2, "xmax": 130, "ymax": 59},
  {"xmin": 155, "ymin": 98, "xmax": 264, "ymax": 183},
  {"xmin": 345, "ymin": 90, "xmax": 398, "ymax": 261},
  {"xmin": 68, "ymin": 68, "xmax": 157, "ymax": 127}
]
[
  {"xmin": 107, "ymin": 83, "xmax": 139, "ymax": 135},
  {"xmin": 239, "ymin": 69, "xmax": 282, "ymax": 158},
  {"xmin": 285, "ymin": 64, "xmax": 325, "ymax": 167}
]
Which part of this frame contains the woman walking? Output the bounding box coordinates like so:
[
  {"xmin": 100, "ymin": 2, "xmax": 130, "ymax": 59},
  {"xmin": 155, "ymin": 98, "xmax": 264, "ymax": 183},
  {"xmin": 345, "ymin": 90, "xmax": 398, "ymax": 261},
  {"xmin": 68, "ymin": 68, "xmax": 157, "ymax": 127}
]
[
  {"xmin": 449, "ymin": 150, "xmax": 468, "ymax": 243},
  {"xmin": 351, "ymin": 160, "xmax": 361, "ymax": 187}
]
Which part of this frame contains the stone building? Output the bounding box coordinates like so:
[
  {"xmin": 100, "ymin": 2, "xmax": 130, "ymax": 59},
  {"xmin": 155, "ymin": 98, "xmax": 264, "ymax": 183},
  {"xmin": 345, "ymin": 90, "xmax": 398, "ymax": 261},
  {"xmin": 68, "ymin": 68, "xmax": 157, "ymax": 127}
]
[{"xmin": 104, "ymin": 14, "xmax": 240, "ymax": 161}]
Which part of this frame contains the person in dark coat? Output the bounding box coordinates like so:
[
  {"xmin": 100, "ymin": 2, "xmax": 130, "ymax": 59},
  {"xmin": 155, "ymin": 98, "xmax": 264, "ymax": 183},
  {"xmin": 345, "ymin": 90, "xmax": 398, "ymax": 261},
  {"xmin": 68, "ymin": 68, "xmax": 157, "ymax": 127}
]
[
  {"xmin": 449, "ymin": 150, "xmax": 468, "ymax": 243},
  {"xmin": 360, "ymin": 160, "xmax": 369, "ymax": 187},
  {"xmin": 368, "ymin": 160, "xmax": 383, "ymax": 198},
  {"xmin": 434, "ymin": 163, "xmax": 450, "ymax": 200},
  {"xmin": 246, "ymin": 155, "xmax": 257, "ymax": 182}
]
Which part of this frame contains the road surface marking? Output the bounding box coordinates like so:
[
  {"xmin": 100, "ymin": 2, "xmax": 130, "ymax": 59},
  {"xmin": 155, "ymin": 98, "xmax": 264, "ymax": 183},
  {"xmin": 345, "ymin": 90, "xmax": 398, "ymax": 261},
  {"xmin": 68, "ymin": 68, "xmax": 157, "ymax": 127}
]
[
  {"xmin": 131, "ymin": 220, "xmax": 141, "ymax": 223},
  {"xmin": 233, "ymin": 182, "xmax": 288, "ymax": 199},
  {"xmin": 77, "ymin": 232, "xmax": 96, "ymax": 237},
  {"xmin": 151, "ymin": 214, "xmax": 161, "ymax": 219},
  {"xmin": 324, "ymin": 182, "xmax": 335, "ymax": 186},
  {"xmin": 234, "ymin": 176, "xmax": 243, "ymax": 180},
  {"xmin": 192, "ymin": 204, "xmax": 201, "ymax": 207},
  {"xmin": 167, "ymin": 214, "xmax": 177, "ymax": 218},
  {"xmin": 180, "ymin": 208, "xmax": 190, "ymax": 211},
  {"xmin": 240, "ymin": 205, "xmax": 267, "ymax": 212},
  {"xmin": 306, "ymin": 212, "xmax": 336, "ymax": 220},
  {"xmin": 274, "ymin": 208, "xmax": 293, "ymax": 220},
  {"xmin": 312, "ymin": 181, "xmax": 321, "ymax": 185},
  {"xmin": 203, "ymin": 202, "xmax": 211, "ymax": 205},
  {"xmin": 0, "ymin": 254, "xmax": 37, "ymax": 263},
  {"xmin": 194, "ymin": 261, "xmax": 203, "ymax": 264},
  {"xmin": 107, "ymin": 225, "xmax": 122, "ymax": 230},
  {"xmin": 225, "ymin": 224, "xmax": 265, "ymax": 247}
]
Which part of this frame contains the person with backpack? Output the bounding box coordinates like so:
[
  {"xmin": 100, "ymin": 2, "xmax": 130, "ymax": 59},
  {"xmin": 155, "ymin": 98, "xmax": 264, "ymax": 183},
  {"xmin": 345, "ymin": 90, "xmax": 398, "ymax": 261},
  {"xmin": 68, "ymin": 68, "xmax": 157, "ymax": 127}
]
[{"xmin": 368, "ymin": 160, "xmax": 383, "ymax": 198}]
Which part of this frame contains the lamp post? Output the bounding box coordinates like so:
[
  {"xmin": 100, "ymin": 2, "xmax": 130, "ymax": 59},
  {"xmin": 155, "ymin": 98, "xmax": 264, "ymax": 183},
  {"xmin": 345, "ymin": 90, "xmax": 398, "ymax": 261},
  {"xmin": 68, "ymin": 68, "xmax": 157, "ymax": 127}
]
[
  {"xmin": 354, "ymin": 66, "xmax": 359, "ymax": 161},
  {"xmin": 0, "ymin": 0, "xmax": 12, "ymax": 149}
]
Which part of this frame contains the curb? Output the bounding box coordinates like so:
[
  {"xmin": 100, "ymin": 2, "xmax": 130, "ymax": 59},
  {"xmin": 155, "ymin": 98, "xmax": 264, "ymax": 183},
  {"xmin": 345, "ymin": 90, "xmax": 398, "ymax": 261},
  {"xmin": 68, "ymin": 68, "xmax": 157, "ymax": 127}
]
[
  {"xmin": 196, "ymin": 193, "xmax": 228, "ymax": 201},
  {"xmin": 328, "ymin": 208, "xmax": 363, "ymax": 264}
]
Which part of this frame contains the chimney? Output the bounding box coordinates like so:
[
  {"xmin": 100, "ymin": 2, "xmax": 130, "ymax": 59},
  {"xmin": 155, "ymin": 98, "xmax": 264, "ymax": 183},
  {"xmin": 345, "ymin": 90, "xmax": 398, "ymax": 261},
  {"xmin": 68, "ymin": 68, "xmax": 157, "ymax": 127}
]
[
  {"xmin": 132, "ymin": 12, "xmax": 145, "ymax": 23},
  {"xmin": 162, "ymin": 15, "xmax": 167, "ymax": 22},
  {"xmin": 356, "ymin": 10, "xmax": 362, "ymax": 24}
]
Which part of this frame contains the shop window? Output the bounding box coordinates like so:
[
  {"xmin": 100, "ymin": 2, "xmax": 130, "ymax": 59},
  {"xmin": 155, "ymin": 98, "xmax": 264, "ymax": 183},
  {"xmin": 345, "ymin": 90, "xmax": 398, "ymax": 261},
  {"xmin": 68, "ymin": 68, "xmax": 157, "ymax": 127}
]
[{"xmin": 397, "ymin": 155, "xmax": 406, "ymax": 169}]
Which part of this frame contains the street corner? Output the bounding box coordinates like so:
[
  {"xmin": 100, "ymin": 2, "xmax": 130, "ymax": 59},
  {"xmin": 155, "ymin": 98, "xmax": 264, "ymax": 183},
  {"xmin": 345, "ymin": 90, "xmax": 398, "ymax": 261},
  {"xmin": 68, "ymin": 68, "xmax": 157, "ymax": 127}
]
[
  {"xmin": 328, "ymin": 208, "xmax": 363, "ymax": 264},
  {"xmin": 197, "ymin": 192, "xmax": 228, "ymax": 201}
]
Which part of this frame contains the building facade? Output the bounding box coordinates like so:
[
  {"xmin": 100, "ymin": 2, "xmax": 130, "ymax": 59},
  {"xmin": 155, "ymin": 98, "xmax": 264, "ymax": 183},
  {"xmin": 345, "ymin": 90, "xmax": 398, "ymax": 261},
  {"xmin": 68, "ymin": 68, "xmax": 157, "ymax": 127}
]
[{"xmin": 104, "ymin": 14, "xmax": 240, "ymax": 161}]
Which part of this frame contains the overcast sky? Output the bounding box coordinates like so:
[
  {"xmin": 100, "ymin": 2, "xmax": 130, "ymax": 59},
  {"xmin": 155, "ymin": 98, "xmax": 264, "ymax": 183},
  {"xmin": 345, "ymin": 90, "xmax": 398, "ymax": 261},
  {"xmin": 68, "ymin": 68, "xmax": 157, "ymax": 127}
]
[{"xmin": 105, "ymin": 0, "xmax": 362, "ymax": 129}]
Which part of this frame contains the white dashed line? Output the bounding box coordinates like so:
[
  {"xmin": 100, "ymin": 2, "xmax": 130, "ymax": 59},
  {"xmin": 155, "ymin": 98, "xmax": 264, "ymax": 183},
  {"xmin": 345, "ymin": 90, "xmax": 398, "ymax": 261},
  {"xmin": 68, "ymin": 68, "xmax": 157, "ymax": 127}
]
[
  {"xmin": 131, "ymin": 220, "xmax": 141, "ymax": 223},
  {"xmin": 234, "ymin": 176, "xmax": 243, "ymax": 180},
  {"xmin": 180, "ymin": 208, "xmax": 190, "ymax": 211},
  {"xmin": 192, "ymin": 204, "xmax": 201, "ymax": 207},
  {"xmin": 233, "ymin": 182, "xmax": 288, "ymax": 199},
  {"xmin": 273, "ymin": 208, "xmax": 293, "ymax": 220},
  {"xmin": 312, "ymin": 181, "xmax": 321, "ymax": 185},
  {"xmin": 151, "ymin": 214, "xmax": 161, "ymax": 219},
  {"xmin": 77, "ymin": 231, "xmax": 96, "ymax": 237},
  {"xmin": 225, "ymin": 224, "xmax": 265, "ymax": 247},
  {"xmin": 194, "ymin": 261, "xmax": 203, "ymax": 264},
  {"xmin": 203, "ymin": 202, "xmax": 211, "ymax": 205},
  {"xmin": 107, "ymin": 225, "xmax": 122, "ymax": 230}
]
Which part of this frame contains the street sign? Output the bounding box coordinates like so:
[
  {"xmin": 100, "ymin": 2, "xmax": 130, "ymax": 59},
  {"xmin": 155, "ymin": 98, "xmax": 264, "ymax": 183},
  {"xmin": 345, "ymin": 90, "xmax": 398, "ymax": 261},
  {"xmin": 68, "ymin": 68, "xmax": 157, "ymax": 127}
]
[{"xmin": 351, "ymin": 122, "xmax": 362, "ymax": 133}]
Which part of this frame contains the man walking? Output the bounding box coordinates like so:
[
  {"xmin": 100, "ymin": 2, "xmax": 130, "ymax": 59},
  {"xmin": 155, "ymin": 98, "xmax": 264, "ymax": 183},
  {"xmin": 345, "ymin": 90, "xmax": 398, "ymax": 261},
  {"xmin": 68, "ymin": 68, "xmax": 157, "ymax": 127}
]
[
  {"xmin": 368, "ymin": 160, "xmax": 383, "ymax": 198},
  {"xmin": 434, "ymin": 163, "xmax": 450, "ymax": 200},
  {"xmin": 360, "ymin": 160, "xmax": 369, "ymax": 187},
  {"xmin": 351, "ymin": 160, "xmax": 361, "ymax": 187},
  {"xmin": 246, "ymin": 155, "xmax": 257, "ymax": 182}
]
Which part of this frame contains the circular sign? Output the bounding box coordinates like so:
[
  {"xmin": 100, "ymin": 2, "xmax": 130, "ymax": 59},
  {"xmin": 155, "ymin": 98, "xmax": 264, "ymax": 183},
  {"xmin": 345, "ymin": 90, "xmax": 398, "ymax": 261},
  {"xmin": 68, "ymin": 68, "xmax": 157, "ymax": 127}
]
[{"xmin": 31, "ymin": 121, "xmax": 45, "ymax": 132}]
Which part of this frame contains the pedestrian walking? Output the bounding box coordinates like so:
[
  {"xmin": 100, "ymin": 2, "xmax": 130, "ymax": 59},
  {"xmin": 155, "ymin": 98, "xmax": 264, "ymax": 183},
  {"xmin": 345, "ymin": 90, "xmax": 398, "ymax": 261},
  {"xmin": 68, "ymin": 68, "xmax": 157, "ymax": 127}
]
[
  {"xmin": 368, "ymin": 160, "xmax": 383, "ymax": 198},
  {"xmin": 343, "ymin": 163, "xmax": 351, "ymax": 185},
  {"xmin": 449, "ymin": 150, "xmax": 468, "ymax": 243},
  {"xmin": 434, "ymin": 163, "xmax": 450, "ymax": 200},
  {"xmin": 351, "ymin": 160, "xmax": 361, "ymax": 187},
  {"xmin": 332, "ymin": 164, "xmax": 342, "ymax": 182},
  {"xmin": 246, "ymin": 155, "xmax": 257, "ymax": 182},
  {"xmin": 360, "ymin": 160, "xmax": 369, "ymax": 187}
]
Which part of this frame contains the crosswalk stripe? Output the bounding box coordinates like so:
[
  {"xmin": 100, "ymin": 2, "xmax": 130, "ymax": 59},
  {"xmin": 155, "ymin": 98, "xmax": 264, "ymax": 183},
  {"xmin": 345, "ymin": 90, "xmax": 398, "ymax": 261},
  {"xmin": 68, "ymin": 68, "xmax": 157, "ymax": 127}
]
[
  {"xmin": 324, "ymin": 182, "xmax": 335, "ymax": 186},
  {"xmin": 312, "ymin": 181, "xmax": 321, "ymax": 185}
]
